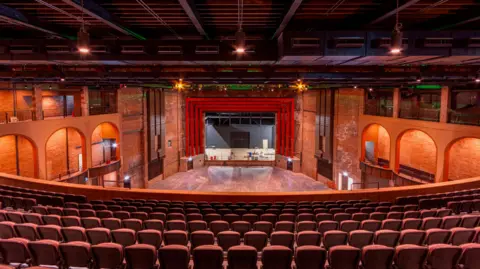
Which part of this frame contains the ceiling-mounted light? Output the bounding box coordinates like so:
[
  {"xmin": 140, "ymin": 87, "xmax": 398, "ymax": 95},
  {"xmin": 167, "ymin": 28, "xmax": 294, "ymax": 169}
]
[
  {"xmin": 60, "ymin": 77, "xmax": 65, "ymax": 82},
  {"xmin": 390, "ymin": 0, "xmax": 403, "ymax": 54},
  {"xmin": 235, "ymin": 29, "xmax": 246, "ymax": 54},
  {"xmin": 475, "ymin": 74, "xmax": 480, "ymax": 83},
  {"xmin": 369, "ymin": 87, "xmax": 373, "ymax": 92},
  {"xmin": 416, "ymin": 76, "xmax": 422, "ymax": 82},
  {"xmin": 77, "ymin": 0, "xmax": 89, "ymax": 54},
  {"xmin": 49, "ymin": 85, "xmax": 52, "ymax": 90},
  {"xmin": 354, "ymin": 85, "xmax": 358, "ymax": 89}
]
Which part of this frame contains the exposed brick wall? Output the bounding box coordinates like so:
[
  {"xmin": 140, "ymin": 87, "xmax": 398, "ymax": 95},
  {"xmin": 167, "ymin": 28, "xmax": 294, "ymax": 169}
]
[
  {"xmin": 398, "ymin": 130, "xmax": 436, "ymax": 175},
  {"xmin": 448, "ymin": 138, "xmax": 480, "ymax": 180},
  {"xmin": 0, "ymin": 135, "xmax": 18, "ymax": 175},
  {"xmin": 119, "ymin": 88, "xmax": 145, "ymax": 188},
  {"xmin": 334, "ymin": 89, "xmax": 362, "ymax": 183},
  {"xmin": 17, "ymin": 136, "xmax": 36, "ymax": 178},
  {"xmin": 91, "ymin": 123, "xmax": 119, "ymax": 166},
  {"xmin": 301, "ymin": 92, "xmax": 318, "ymax": 179},
  {"xmin": 46, "ymin": 128, "xmax": 85, "ymax": 180},
  {"xmin": 0, "ymin": 135, "xmax": 36, "ymax": 177},
  {"xmin": 0, "ymin": 91, "xmax": 14, "ymax": 112},
  {"xmin": 362, "ymin": 124, "xmax": 390, "ymax": 162},
  {"xmin": 163, "ymin": 91, "xmax": 180, "ymax": 178}
]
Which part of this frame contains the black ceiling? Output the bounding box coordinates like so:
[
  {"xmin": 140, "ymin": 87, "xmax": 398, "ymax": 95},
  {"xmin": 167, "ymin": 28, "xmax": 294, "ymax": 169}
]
[{"xmin": 1, "ymin": 0, "xmax": 480, "ymax": 40}]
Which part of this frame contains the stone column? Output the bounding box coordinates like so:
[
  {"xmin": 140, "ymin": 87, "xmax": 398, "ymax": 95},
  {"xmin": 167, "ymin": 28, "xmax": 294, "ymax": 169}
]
[
  {"xmin": 32, "ymin": 85, "xmax": 43, "ymax": 120},
  {"xmin": 439, "ymin": 86, "xmax": 450, "ymax": 123},
  {"xmin": 81, "ymin": 86, "xmax": 89, "ymax": 117},
  {"xmin": 393, "ymin": 88, "xmax": 400, "ymax": 118}
]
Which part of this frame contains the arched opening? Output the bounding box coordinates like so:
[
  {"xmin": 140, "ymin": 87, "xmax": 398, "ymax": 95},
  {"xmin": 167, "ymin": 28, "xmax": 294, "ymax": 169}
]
[
  {"xmin": 446, "ymin": 137, "xmax": 480, "ymax": 181},
  {"xmin": 46, "ymin": 127, "xmax": 86, "ymax": 180},
  {"xmin": 91, "ymin": 122, "xmax": 120, "ymax": 166},
  {"xmin": 90, "ymin": 122, "xmax": 120, "ymax": 187},
  {"xmin": 361, "ymin": 124, "xmax": 391, "ymax": 168},
  {"xmin": 0, "ymin": 135, "xmax": 37, "ymax": 177},
  {"xmin": 397, "ymin": 129, "xmax": 437, "ymax": 182}
]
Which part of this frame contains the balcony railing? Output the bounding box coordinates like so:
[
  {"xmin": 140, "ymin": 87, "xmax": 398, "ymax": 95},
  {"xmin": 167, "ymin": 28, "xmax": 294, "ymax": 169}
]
[
  {"xmin": 43, "ymin": 106, "xmax": 77, "ymax": 119},
  {"xmin": 448, "ymin": 111, "xmax": 480, "ymax": 126},
  {"xmin": 0, "ymin": 110, "xmax": 34, "ymax": 124},
  {"xmin": 359, "ymin": 161, "xmax": 425, "ymax": 189},
  {"xmin": 392, "ymin": 172, "xmax": 424, "ymax": 187},
  {"xmin": 364, "ymin": 103, "xmax": 393, "ymax": 117},
  {"xmin": 399, "ymin": 107, "xmax": 440, "ymax": 122},
  {"xmin": 89, "ymin": 105, "xmax": 117, "ymax": 116}
]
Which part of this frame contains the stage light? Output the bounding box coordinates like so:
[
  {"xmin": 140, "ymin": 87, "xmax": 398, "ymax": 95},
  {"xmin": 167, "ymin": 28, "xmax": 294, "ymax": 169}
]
[
  {"xmin": 60, "ymin": 77, "xmax": 65, "ymax": 82},
  {"xmin": 354, "ymin": 85, "xmax": 358, "ymax": 89},
  {"xmin": 475, "ymin": 75, "xmax": 480, "ymax": 83},
  {"xmin": 369, "ymin": 88, "xmax": 373, "ymax": 92},
  {"xmin": 295, "ymin": 81, "xmax": 307, "ymax": 92},
  {"xmin": 77, "ymin": 27, "xmax": 90, "ymax": 54},
  {"xmin": 49, "ymin": 85, "xmax": 52, "ymax": 90},
  {"xmin": 287, "ymin": 158, "xmax": 292, "ymax": 163},
  {"xmin": 390, "ymin": 0, "xmax": 403, "ymax": 54},
  {"xmin": 188, "ymin": 157, "xmax": 193, "ymax": 162},
  {"xmin": 235, "ymin": 47, "xmax": 245, "ymax": 54},
  {"xmin": 124, "ymin": 175, "xmax": 130, "ymax": 181},
  {"xmin": 112, "ymin": 143, "xmax": 118, "ymax": 148},
  {"xmin": 84, "ymin": 177, "xmax": 88, "ymax": 182},
  {"xmin": 416, "ymin": 76, "xmax": 422, "ymax": 82},
  {"xmin": 342, "ymin": 171, "xmax": 349, "ymax": 177},
  {"xmin": 234, "ymin": 29, "xmax": 246, "ymax": 54},
  {"xmin": 175, "ymin": 81, "xmax": 185, "ymax": 90}
]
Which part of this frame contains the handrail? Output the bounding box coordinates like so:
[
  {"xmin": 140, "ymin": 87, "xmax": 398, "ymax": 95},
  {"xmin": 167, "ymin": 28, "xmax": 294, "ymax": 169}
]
[{"xmin": 360, "ymin": 161, "xmax": 425, "ymax": 187}]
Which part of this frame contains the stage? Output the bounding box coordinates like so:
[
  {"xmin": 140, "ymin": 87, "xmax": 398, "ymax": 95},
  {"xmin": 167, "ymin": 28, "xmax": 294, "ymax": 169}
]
[{"xmin": 149, "ymin": 166, "xmax": 328, "ymax": 192}]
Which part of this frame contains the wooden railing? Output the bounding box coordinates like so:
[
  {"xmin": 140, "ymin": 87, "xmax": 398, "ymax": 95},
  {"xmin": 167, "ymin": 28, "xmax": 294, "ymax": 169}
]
[
  {"xmin": 360, "ymin": 162, "xmax": 425, "ymax": 188},
  {"xmin": 1, "ymin": 172, "xmax": 480, "ymax": 203}
]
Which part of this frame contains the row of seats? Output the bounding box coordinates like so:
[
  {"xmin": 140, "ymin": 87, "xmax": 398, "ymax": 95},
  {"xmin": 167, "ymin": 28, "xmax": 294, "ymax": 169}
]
[
  {"xmin": 395, "ymin": 188, "xmax": 480, "ymax": 206},
  {"xmin": 1, "ymin": 237, "xmax": 479, "ymax": 269},
  {"xmin": 2, "ymin": 219, "xmax": 480, "ymax": 250},
  {"xmin": 28, "ymin": 206, "xmax": 461, "ymax": 225}
]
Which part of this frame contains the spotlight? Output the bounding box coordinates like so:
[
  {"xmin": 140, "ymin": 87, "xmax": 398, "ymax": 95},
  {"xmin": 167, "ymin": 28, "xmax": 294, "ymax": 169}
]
[
  {"xmin": 124, "ymin": 175, "xmax": 130, "ymax": 181},
  {"xmin": 342, "ymin": 171, "xmax": 349, "ymax": 177},
  {"xmin": 234, "ymin": 29, "xmax": 246, "ymax": 54},
  {"xmin": 354, "ymin": 85, "xmax": 358, "ymax": 89},
  {"xmin": 49, "ymin": 85, "xmax": 52, "ymax": 90},
  {"xmin": 60, "ymin": 77, "xmax": 65, "ymax": 82},
  {"xmin": 175, "ymin": 81, "xmax": 184, "ymax": 90},
  {"xmin": 235, "ymin": 47, "xmax": 245, "ymax": 54},
  {"xmin": 287, "ymin": 157, "xmax": 292, "ymax": 163},
  {"xmin": 112, "ymin": 143, "xmax": 118, "ymax": 148},
  {"xmin": 369, "ymin": 88, "xmax": 373, "ymax": 92},
  {"xmin": 390, "ymin": 27, "xmax": 402, "ymax": 54},
  {"xmin": 416, "ymin": 76, "xmax": 422, "ymax": 82},
  {"xmin": 188, "ymin": 157, "xmax": 193, "ymax": 162},
  {"xmin": 77, "ymin": 27, "xmax": 90, "ymax": 54},
  {"xmin": 475, "ymin": 75, "xmax": 480, "ymax": 83}
]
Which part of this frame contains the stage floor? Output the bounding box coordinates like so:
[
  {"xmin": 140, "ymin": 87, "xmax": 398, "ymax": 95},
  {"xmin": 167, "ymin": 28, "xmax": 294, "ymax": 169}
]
[{"xmin": 149, "ymin": 166, "xmax": 329, "ymax": 192}]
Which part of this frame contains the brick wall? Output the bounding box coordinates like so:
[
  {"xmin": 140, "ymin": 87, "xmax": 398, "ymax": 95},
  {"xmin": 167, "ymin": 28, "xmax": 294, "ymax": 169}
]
[
  {"xmin": 448, "ymin": 138, "xmax": 480, "ymax": 180},
  {"xmin": 301, "ymin": 92, "xmax": 318, "ymax": 179},
  {"xmin": 163, "ymin": 91, "xmax": 181, "ymax": 178},
  {"xmin": 0, "ymin": 135, "xmax": 36, "ymax": 177},
  {"xmin": 0, "ymin": 91, "xmax": 14, "ymax": 112},
  {"xmin": 119, "ymin": 88, "xmax": 145, "ymax": 188},
  {"xmin": 398, "ymin": 130, "xmax": 436, "ymax": 175},
  {"xmin": 362, "ymin": 124, "xmax": 390, "ymax": 161},
  {"xmin": 46, "ymin": 128, "xmax": 85, "ymax": 180},
  {"xmin": 334, "ymin": 89, "xmax": 363, "ymax": 183},
  {"xmin": 17, "ymin": 136, "xmax": 36, "ymax": 178},
  {"xmin": 91, "ymin": 123, "xmax": 119, "ymax": 166},
  {"xmin": 0, "ymin": 135, "xmax": 18, "ymax": 175}
]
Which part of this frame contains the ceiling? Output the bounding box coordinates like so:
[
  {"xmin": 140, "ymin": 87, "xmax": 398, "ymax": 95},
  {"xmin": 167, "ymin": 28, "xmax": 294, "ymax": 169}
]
[
  {"xmin": 1, "ymin": 0, "xmax": 480, "ymax": 86},
  {"xmin": 1, "ymin": 0, "xmax": 480, "ymax": 40}
]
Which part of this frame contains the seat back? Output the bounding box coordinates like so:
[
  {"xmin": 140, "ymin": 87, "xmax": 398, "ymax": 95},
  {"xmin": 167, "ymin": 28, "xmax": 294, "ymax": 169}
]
[
  {"xmin": 261, "ymin": 246, "xmax": 292, "ymax": 269},
  {"xmin": 125, "ymin": 244, "xmax": 158, "ymax": 269},
  {"xmin": 91, "ymin": 242, "xmax": 124, "ymax": 269},
  {"xmin": 193, "ymin": 245, "xmax": 224, "ymax": 269},
  {"xmin": 158, "ymin": 245, "xmax": 190, "ymax": 269}
]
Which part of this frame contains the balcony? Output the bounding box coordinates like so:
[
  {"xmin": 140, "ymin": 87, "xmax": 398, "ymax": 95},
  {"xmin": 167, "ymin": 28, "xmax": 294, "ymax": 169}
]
[
  {"xmin": 364, "ymin": 89, "xmax": 393, "ymax": 117},
  {"xmin": 89, "ymin": 105, "xmax": 117, "ymax": 116},
  {"xmin": 399, "ymin": 107, "xmax": 440, "ymax": 122},
  {"xmin": 364, "ymin": 102, "xmax": 393, "ymax": 117},
  {"xmin": 0, "ymin": 110, "xmax": 35, "ymax": 124}
]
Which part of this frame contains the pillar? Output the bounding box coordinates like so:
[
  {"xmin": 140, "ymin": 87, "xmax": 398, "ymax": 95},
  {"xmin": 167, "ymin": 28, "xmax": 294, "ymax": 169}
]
[
  {"xmin": 32, "ymin": 86, "xmax": 43, "ymax": 120},
  {"xmin": 439, "ymin": 86, "xmax": 450, "ymax": 123},
  {"xmin": 393, "ymin": 88, "xmax": 400, "ymax": 118},
  {"xmin": 81, "ymin": 86, "xmax": 89, "ymax": 117}
]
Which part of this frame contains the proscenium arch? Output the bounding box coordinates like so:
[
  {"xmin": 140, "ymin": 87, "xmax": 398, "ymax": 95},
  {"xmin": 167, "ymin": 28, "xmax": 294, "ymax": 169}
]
[
  {"xmin": 45, "ymin": 127, "xmax": 87, "ymax": 180},
  {"xmin": 361, "ymin": 123, "xmax": 391, "ymax": 164},
  {"xmin": 395, "ymin": 128, "xmax": 438, "ymax": 176},
  {"xmin": 444, "ymin": 136, "xmax": 480, "ymax": 181},
  {"xmin": 0, "ymin": 134, "xmax": 39, "ymax": 178},
  {"xmin": 90, "ymin": 122, "xmax": 121, "ymax": 166}
]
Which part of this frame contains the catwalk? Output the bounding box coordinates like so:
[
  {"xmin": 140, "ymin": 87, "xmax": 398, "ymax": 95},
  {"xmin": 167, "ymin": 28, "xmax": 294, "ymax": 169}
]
[{"xmin": 149, "ymin": 166, "xmax": 329, "ymax": 192}]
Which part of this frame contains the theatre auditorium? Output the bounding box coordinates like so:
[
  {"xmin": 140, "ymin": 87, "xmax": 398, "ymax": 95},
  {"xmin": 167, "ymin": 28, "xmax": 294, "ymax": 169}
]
[{"xmin": 0, "ymin": 0, "xmax": 480, "ymax": 268}]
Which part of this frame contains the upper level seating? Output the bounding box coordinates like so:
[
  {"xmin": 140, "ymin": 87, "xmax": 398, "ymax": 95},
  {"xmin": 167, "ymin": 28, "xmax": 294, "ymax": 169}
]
[{"xmin": 0, "ymin": 184, "xmax": 480, "ymax": 268}]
